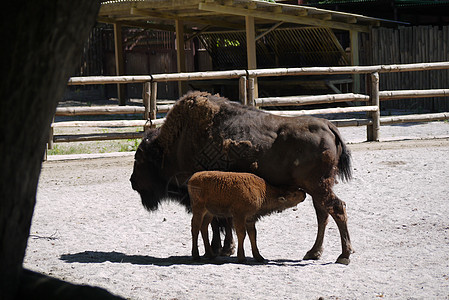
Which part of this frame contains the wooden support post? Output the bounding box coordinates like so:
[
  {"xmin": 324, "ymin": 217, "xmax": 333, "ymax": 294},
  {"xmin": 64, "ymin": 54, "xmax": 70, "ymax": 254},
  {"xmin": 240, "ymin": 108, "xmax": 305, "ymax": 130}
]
[
  {"xmin": 239, "ymin": 76, "xmax": 247, "ymax": 105},
  {"xmin": 114, "ymin": 23, "xmax": 127, "ymax": 105},
  {"xmin": 245, "ymin": 16, "xmax": 258, "ymax": 99},
  {"xmin": 47, "ymin": 117, "xmax": 54, "ymax": 150},
  {"xmin": 143, "ymin": 81, "xmax": 158, "ymax": 130},
  {"xmin": 247, "ymin": 77, "xmax": 255, "ymax": 106},
  {"xmin": 150, "ymin": 81, "xmax": 157, "ymax": 128},
  {"xmin": 367, "ymin": 72, "xmax": 380, "ymax": 141},
  {"xmin": 350, "ymin": 30, "xmax": 360, "ymax": 94},
  {"xmin": 175, "ymin": 19, "xmax": 187, "ymax": 97},
  {"xmin": 142, "ymin": 82, "xmax": 151, "ymax": 131}
]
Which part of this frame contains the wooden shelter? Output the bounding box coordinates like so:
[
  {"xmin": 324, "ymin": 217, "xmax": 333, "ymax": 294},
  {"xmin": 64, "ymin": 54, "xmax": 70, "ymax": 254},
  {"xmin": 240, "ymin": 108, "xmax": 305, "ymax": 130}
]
[{"xmin": 98, "ymin": 0, "xmax": 402, "ymax": 103}]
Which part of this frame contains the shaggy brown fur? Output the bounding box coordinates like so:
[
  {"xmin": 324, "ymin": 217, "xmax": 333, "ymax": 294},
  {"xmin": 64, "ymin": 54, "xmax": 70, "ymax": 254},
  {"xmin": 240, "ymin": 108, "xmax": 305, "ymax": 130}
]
[
  {"xmin": 188, "ymin": 171, "xmax": 306, "ymax": 263},
  {"xmin": 157, "ymin": 91, "xmax": 220, "ymax": 153}
]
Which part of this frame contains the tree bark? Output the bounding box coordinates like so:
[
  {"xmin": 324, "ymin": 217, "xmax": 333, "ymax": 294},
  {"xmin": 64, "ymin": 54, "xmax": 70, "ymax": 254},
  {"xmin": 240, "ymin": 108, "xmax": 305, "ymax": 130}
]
[{"xmin": 0, "ymin": 1, "xmax": 101, "ymax": 299}]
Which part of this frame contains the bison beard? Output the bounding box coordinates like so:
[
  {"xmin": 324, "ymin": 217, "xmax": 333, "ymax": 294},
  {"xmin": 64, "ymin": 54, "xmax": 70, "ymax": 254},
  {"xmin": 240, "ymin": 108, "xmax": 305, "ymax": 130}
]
[{"xmin": 130, "ymin": 91, "xmax": 354, "ymax": 264}]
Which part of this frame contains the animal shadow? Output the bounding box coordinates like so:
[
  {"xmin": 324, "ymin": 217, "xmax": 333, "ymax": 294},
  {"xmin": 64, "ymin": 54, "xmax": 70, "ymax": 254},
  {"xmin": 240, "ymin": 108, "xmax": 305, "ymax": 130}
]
[
  {"xmin": 60, "ymin": 251, "xmax": 328, "ymax": 267},
  {"xmin": 61, "ymin": 251, "xmax": 237, "ymax": 266}
]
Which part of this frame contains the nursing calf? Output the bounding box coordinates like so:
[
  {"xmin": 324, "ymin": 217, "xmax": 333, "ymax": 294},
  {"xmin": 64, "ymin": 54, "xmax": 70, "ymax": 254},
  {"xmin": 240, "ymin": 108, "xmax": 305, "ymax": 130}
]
[{"xmin": 188, "ymin": 171, "xmax": 306, "ymax": 263}]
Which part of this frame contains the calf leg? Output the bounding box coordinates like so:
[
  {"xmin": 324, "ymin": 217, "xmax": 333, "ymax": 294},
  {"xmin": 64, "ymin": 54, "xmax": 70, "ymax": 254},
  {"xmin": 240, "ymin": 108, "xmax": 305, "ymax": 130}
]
[
  {"xmin": 246, "ymin": 221, "xmax": 264, "ymax": 262},
  {"xmin": 233, "ymin": 216, "xmax": 247, "ymax": 263},
  {"xmin": 201, "ymin": 213, "xmax": 217, "ymax": 259},
  {"xmin": 191, "ymin": 210, "xmax": 206, "ymax": 260}
]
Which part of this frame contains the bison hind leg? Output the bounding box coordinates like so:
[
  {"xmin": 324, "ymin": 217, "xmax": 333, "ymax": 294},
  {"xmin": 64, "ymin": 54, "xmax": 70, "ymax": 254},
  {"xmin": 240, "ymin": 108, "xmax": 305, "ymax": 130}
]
[
  {"xmin": 305, "ymin": 184, "xmax": 353, "ymax": 264},
  {"xmin": 303, "ymin": 195, "xmax": 329, "ymax": 261}
]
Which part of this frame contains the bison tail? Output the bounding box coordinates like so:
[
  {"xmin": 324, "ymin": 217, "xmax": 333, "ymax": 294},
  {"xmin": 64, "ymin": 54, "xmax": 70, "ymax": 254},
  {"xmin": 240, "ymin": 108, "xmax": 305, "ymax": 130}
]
[
  {"xmin": 338, "ymin": 143, "xmax": 352, "ymax": 182},
  {"xmin": 328, "ymin": 123, "xmax": 352, "ymax": 182}
]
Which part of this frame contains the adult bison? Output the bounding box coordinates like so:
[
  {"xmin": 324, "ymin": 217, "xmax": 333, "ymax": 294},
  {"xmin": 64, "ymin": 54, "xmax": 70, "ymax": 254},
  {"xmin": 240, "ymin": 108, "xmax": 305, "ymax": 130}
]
[{"xmin": 130, "ymin": 91, "xmax": 354, "ymax": 264}]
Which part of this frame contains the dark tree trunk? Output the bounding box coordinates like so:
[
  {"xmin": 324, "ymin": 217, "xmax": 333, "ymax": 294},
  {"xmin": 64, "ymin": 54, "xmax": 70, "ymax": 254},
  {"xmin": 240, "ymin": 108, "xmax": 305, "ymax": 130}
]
[{"xmin": 0, "ymin": 1, "xmax": 101, "ymax": 299}]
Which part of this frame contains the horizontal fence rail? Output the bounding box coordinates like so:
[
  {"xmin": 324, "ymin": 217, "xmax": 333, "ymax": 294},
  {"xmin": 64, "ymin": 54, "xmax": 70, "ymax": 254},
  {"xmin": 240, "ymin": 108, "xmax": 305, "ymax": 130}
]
[
  {"xmin": 255, "ymin": 93, "xmax": 370, "ymax": 107},
  {"xmin": 55, "ymin": 106, "xmax": 145, "ymax": 116},
  {"xmin": 50, "ymin": 61, "xmax": 449, "ymax": 151},
  {"xmin": 67, "ymin": 62, "xmax": 449, "ymax": 84}
]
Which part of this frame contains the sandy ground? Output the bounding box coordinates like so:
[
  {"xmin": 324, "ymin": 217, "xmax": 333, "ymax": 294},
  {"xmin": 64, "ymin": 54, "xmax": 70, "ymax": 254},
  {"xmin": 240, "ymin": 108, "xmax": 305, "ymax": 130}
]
[{"xmin": 24, "ymin": 121, "xmax": 449, "ymax": 299}]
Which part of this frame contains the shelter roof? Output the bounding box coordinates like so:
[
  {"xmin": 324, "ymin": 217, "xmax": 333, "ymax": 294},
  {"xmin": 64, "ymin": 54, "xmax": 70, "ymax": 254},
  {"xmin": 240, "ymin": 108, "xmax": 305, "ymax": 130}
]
[{"xmin": 99, "ymin": 0, "xmax": 404, "ymax": 33}]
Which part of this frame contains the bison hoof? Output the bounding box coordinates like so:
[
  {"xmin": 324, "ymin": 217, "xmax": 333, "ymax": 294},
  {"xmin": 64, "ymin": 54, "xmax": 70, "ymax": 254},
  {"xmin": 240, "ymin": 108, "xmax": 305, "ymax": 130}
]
[
  {"xmin": 220, "ymin": 241, "xmax": 236, "ymax": 257},
  {"xmin": 336, "ymin": 256, "xmax": 350, "ymax": 265},
  {"xmin": 254, "ymin": 255, "xmax": 266, "ymax": 263},
  {"xmin": 192, "ymin": 255, "xmax": 201, "ymax": 261},
  {"xmin": 203, "ymin": 251, "xmax": 218, "ymax": 260},
  {"xmin": 303, "ymin": 249, "xmax": 323, "ymax": 261},
  {"xmin": 220, "ymin": 246, "xmax": 235, "ymax": 257},
  {"xmin": 237, "ymin": 257, "xmax": 247, "ymax": 264}
]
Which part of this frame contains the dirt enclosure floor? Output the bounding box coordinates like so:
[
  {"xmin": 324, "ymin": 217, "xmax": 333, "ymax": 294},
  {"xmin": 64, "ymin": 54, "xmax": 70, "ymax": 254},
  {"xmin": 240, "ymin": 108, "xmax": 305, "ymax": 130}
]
[{"xmin": 25, "ymin": 122, "xmax": 449, "ymax": 299}]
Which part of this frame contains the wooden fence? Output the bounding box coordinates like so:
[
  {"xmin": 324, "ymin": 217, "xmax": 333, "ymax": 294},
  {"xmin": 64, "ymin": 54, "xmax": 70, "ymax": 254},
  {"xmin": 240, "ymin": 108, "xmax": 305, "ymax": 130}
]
[
  {"xmin": 51, "ymin": 61, "xmax": 449, "ymax": 149},
  {"xmin": 361, "ymin": 26, "xmax": 449, "ymax": 111}
]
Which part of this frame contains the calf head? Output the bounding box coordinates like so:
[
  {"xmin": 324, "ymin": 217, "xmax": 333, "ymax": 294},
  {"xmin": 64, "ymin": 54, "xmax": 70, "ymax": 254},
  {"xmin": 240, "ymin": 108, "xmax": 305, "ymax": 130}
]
[{"xmin": 278, "ymin": 188, "xmax": 307, "ymax": 207}]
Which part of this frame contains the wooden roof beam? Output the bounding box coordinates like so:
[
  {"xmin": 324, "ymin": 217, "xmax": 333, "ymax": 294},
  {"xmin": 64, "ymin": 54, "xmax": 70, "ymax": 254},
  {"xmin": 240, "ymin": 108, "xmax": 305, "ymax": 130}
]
[
  {"xmin": 130, "ymin": 6, "xmax": 221, "ymax": 20},
  {"xmin": 295, "ymin": 9, "xmax": 309, "ymax": 17},
  {"xmin": 130, "ymin": 6, "xmax": 242, "ymax": 29},
  {"xmin": 177, "ymin": 11, "xmax": 219, "ymax": 17},
  {"xmin": 313, "ymin": 13, "xmax": 332, "ymax": 21},
  {"xmin": 97, "ymin": 17, "xmax": 178, "ymax": 32},
  {"xmin": 130, "ymin": 7, "xmax": 180, "ymax": 20},
  {"xmin": 346, "ymin": 16, "xmax": 358, "ymax": 24},
  {"xmin": 198, "ymin": 2, "xmax": 371, "ymax": 32},
  {"xmin": 99, "ymin": 0, "xmax": 201, "ymax": 15}
]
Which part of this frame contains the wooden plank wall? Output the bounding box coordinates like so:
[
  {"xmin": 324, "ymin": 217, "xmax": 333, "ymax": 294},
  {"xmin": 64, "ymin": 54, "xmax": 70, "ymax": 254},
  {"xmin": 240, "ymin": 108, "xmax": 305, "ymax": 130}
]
[{"xmin": 361, "ymin": 26, "xmax": 449, "ymax": 112}]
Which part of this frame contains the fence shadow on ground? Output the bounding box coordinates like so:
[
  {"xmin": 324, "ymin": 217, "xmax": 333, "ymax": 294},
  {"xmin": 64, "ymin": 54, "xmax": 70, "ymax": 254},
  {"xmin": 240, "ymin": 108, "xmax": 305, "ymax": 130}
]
[{"xmin": 60, "ymin": 251, "xmax": 321, "ymax": 267}]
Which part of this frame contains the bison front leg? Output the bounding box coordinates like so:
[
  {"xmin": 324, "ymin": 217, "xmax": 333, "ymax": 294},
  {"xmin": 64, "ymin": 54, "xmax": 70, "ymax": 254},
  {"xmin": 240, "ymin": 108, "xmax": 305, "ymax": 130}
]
[
  {"xmin": 210, "ymin": 217, "xmax": 222, "ymax": 255},
  {"xmin": 210, "ymin": 217, "xmax": 235, "ymax": 256},
  {"xmin": 201, "ymin": 213, "xmax": 218, "ymax": 259},
  {"xmin": 220, "ymin": 217, "xmax": 235, "ymax": 256}
]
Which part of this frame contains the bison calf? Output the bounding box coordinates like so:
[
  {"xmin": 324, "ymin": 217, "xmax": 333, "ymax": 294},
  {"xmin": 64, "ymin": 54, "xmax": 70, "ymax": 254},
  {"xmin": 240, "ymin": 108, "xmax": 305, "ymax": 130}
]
[{"xmin": 188, "ymin": 171, "xmax": 306, "ymax": 263}]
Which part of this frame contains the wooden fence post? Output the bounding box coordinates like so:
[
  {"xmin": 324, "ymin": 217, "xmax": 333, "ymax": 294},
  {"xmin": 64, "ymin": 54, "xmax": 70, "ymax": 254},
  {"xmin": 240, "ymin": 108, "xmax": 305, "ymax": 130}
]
[
  {"xmin": 367, "ymin": 72, "xmax": 380, "ymax": 141},
  {"xmin": 142, "ymin": 82, "xmax": 151, "ymax": 131},
  {"xmin": 113, "ymin": 22, "xmax": 127, "ymax": 105},
  {"xmin": 239, "ymin": 76, "xmax": 247, "ymax": 105},
  {"xmin": 48, "ymin": 117, "xmax": 54, "ymax": 150},
  {"xmin": 150, "ymin": 81, "xmax": 157, "ymax": 128},
  {"xmin": 247, "ymin": 76, "xmax": 255, "ymax": 106}
]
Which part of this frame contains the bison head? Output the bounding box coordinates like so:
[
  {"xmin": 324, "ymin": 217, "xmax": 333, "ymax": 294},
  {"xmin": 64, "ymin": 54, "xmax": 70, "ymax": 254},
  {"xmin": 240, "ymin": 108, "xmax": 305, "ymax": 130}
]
[{"xmin": 130, "ymin": 128, "xmax": 167, "ymax": 211}]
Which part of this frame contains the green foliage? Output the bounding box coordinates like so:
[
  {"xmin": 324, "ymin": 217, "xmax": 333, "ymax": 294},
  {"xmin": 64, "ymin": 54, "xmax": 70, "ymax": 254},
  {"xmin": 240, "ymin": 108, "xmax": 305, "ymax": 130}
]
[
  {"xmin": 118, "ymin": 139, "xmax": 140, "ymax": 152},
  {"xmin": 216, "ymin": 38, "xmax": 241, "ymax": 48},
  {"xmin": 47, "ymin": 138, "xmax": 141, "ymax": 156},
  {"xmin": 47, "ymin": 144, "xmax": 92, "ymax": 155}
]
